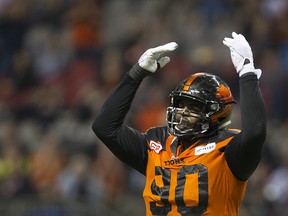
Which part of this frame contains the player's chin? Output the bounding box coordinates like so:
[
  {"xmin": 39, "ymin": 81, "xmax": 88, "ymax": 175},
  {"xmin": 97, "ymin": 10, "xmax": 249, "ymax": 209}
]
[{"xmin": 175, "ymin": 121, "xmax": 191, "ymax": 132}]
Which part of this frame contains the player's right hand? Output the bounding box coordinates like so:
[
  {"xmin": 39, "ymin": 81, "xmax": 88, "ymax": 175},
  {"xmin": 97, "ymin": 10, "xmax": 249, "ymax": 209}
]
[{"xmin": 138, "ymin": 42, "xmax": 178, "ymax": 73}]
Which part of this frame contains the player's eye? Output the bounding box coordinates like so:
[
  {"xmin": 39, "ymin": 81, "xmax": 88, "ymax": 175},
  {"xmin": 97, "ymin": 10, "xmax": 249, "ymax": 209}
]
[{"xmin": 178, "ymin": 102, "xmax": 185, "ymax": 108}]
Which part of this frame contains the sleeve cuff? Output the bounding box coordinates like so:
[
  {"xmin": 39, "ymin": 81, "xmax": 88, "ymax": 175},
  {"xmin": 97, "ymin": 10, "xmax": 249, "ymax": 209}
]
[{"xmin": 128, "ymin": 63, "xmax": 151, "ymax": 82}]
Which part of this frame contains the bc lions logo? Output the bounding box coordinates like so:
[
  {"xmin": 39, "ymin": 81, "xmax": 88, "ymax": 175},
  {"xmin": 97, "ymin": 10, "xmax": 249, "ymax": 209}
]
[{"xmin": 149, "ymin": 141, "xmax": 162, "ymax": 154}]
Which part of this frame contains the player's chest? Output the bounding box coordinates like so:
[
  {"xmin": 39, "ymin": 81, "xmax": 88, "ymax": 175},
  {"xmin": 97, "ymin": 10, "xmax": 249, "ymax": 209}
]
[{"xmin": 148, "ymin": 139, "xmax": 222, "ymax": 169}]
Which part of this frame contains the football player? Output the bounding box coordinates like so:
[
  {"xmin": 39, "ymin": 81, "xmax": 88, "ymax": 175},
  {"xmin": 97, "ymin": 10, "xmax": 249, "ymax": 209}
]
[{"xmin": 92, "ymin": 32, "xmax": 266, "ymax": 215}]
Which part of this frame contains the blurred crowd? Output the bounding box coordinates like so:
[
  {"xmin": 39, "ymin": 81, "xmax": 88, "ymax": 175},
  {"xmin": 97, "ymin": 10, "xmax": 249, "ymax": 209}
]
[{"xmin": 0, "ymin": 0, "xmax": 288, "ymax": 215}]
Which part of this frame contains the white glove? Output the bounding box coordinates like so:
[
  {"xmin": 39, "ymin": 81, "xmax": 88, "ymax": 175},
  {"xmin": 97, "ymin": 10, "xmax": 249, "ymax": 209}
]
[
  {"xmin": 223, "ymin": 32, "xmax": 261, "ymax": 79},
  {"xmin": 138, "ymin": 42, "xmax": 178, "ymax": 73}
]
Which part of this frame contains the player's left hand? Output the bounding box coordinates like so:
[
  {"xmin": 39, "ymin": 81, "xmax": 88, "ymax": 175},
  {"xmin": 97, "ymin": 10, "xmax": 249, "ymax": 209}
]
[
  {"xmin": 223, "ymin": 32, "xmax": 261, "ymax": 79},
  {"xmin": 138, "ymin": 42, "xmax": 178, "ymax": 73}
]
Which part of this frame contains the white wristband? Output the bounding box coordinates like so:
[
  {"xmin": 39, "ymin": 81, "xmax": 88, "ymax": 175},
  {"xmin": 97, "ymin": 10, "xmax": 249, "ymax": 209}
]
[{"xmin": 239, "ymin": 64, "xmax": 262, "ymax": 79}]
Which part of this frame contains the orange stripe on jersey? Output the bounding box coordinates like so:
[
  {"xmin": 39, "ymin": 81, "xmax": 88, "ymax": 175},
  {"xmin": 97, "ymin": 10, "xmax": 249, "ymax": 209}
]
[{"xmin": 165, "ymin": 135, "xmax": 176, "ymax": 158}]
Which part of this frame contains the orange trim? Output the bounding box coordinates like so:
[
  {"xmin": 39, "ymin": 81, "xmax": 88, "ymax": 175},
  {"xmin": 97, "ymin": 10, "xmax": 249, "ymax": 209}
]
[
  {"xmin": 211, "ymin": 105, "xmax": 232, "ymax": 122},
  {"xmin": 216, "ymin": 84, "xmax": 232, "ymax": 100},
  {"xmin": 176, "ymin": 144, "xmax": 182, "ymax": 156},
  {"xmin": 182, "ymin": 74, "xmax": 199, "ymax": 91},
  {"xmin": 166, "ymin": 135, "xmax": 176, "ymax": 158}
]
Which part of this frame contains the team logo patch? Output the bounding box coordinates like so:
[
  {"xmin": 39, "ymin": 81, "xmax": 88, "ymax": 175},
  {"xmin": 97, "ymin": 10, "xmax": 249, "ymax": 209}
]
[
  {"xmin": 149, "ymin": 141, "xmax": 162, "ymax": 154},
  {"xmin": 195, "ymin": 142, "xmax": 216, "ymax": 155}
]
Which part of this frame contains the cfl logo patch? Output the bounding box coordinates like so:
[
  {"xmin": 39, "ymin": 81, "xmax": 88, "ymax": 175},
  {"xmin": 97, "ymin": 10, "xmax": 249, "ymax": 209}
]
[{"xmin": 149, "ymin": 141, "xmax": 162, "ymax": 154}]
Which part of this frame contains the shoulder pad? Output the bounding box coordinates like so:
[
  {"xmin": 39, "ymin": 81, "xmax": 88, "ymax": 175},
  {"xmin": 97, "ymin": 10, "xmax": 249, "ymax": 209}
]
[{"xmin": 144, "ymin": 126, "xmax": 169, "ymax": 151}]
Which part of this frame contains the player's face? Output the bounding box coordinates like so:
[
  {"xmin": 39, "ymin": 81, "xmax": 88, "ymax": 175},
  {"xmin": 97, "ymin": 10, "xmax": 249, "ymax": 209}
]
[{"xmin": 174, "ymin": 100, "xmax": 201, "ymax": 131}]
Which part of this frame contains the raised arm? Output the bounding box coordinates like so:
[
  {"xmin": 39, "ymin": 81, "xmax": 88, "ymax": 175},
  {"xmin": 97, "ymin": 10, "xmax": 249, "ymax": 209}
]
[
  {"xmin": 223, "ymin": 32, "xmax": 267, "ymax": 180},
  {"xmin": 92, "ymin": 42, "xmax": 178, "ymax": 174}
]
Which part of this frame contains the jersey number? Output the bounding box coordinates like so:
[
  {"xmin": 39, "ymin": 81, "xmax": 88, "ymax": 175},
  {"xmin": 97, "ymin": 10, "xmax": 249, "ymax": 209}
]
[{"xmin": 150, "ymin": 164, "xmax": 208, "ymax": 215}]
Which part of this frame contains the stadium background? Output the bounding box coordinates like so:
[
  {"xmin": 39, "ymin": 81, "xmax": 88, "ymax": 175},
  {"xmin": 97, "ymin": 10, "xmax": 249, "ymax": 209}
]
[{"xmin": 0, "ymin": 0, "xmax": 287, "ymax": 215}]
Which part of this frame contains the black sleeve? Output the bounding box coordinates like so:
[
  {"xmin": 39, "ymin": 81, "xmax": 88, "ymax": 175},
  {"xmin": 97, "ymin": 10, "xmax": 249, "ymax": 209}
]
[
  {"xmin": 92, "ymin": 64, "xmax": 151, "ymax": 175},
  {"xmin": 225, "ymin": 73, "xmax": 267, "ymax": 181}
]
